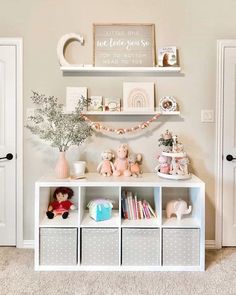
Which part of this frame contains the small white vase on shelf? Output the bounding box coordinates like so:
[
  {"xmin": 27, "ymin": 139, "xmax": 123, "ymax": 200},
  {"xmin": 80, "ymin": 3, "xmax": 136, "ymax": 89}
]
[{"xmin": 55, "ymin": 151, "xmax": 69, "ymax": 179}]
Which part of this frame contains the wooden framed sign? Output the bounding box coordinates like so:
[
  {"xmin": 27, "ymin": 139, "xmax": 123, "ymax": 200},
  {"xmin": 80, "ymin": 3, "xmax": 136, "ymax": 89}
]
[{"xmin": 93, "ymin": 23, "xmax": 156, "ymax": 67}]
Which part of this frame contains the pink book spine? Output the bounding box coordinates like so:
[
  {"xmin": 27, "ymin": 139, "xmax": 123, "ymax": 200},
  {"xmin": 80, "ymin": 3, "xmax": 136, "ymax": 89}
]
[
  {"xmin": 134, "ymin": 195, "xmax": 138, "ymax": 219},
  {"xmin": 143, "ymin": 201, "xmax": 150, "ymax": 219},
  {"xmin": 142, "ymin": 202, "xmax": 147, "ymax": 219}
]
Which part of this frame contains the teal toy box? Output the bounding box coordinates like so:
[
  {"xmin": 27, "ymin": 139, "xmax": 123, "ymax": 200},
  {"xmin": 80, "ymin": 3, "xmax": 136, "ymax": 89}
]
[{"xmin": 87, "ymin": 199, "xmax": 113, "ymax": 222}]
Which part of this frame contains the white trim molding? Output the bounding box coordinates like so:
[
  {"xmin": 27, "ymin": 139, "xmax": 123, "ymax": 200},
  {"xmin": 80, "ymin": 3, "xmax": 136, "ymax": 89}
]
[
  {"xmin": 215, "ymin": 40, "xmax": 236, "ymax": 249},
  {"xmin": 205, "ymin": 240, "xmax": 217, "ymax": 250},
  {"xmin": 0, "ymin": 38, "xmax": 23, "ymax": 248},
  {"xmin": 23, "ymin": 240, "xmax": 34, "ymax": 249},
  {"xmin": 24, "ymin": 239, "xmax": 217, "ymax": 250}
]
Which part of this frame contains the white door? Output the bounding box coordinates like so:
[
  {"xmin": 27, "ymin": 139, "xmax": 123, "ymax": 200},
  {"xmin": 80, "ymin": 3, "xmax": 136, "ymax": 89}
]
[
  {"xmin": 0, "ymin": 45, "xmax": 16, "ymax": 245},
  {"xmin": 222, "ymin": 45, "xmax": 236, "ymax": 246}
]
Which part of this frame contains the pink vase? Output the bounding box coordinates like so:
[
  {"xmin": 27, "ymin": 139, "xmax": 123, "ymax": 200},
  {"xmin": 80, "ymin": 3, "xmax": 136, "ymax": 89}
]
[{"xmin": 55, "ymin": 151, "xmax": 69, "ymax": 179}]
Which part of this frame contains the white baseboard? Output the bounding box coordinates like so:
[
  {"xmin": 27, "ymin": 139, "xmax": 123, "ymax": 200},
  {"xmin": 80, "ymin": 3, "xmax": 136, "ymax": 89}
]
[
  {"xmin": 205, "ymin": 240, "xmax": 217, "ymax": 249},
  {"xmin": 23, "ymin": 239, "xmax": 217, "ymax": 250},
  {"xmin": 23, "ymin": 240, "xmax": 34, "ymax": 249}
]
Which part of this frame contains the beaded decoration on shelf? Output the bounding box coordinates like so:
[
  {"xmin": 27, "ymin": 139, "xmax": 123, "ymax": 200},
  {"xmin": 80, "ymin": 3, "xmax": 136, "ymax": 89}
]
[{"xmin": 82, "ymin": 113, "xmax": 161, "ymax": 135}]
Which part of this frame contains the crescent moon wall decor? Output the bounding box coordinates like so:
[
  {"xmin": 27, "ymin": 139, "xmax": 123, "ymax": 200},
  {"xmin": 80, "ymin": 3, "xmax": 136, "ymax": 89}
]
[{"xmin": 57, "ymin": 33, "xmax": 84, "ymax": 66}]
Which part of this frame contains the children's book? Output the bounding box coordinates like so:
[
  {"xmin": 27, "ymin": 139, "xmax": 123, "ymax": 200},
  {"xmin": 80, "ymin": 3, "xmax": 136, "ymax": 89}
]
[{"xmin": 158, "ymin": 46, "xmax": 178, "ymax": 67}]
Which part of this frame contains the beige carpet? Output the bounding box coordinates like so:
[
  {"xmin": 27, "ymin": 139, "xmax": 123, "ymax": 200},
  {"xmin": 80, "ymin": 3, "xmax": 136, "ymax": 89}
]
[{"xmin": 0, "ymin": 248, "xmax": 236, "ymax": 295}]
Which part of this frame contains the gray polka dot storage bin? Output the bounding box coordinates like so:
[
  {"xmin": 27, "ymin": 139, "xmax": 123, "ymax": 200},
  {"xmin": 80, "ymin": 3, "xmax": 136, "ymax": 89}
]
[
  {"xmin": 40, "ymin": 228, "xmax": 77, "ymax": 266},
  {"xmin": 81, "ymin": 228, "xmax": 119, "ymax": 265},
  {"xmin": 122, "ymin": 228, "xmax": 160, "ymax": 266},
  {"xmin": 163, "ymin": 228, "xmax": 200, "ymax": 266}
]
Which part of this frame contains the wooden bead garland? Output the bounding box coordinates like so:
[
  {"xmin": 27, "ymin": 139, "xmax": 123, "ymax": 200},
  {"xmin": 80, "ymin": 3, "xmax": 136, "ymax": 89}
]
[{"xmin": 82, "ymin": 113, "xmax": 161, "ymax": 135}]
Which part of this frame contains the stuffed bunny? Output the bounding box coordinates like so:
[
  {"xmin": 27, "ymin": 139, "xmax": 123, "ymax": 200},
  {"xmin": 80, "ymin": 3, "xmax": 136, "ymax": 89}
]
[{"xmin": 113, "ymin": 144, "xmax": 131, "ymax": 177}]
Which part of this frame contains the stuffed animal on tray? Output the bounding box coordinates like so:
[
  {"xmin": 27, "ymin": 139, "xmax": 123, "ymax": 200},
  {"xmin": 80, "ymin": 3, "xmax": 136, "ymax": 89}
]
[
  {"xmin": 46, "ymin": 187, "xmax": 75, "ymax": 219},
  {"xmin": 155, "ymin": 155, "xmax": 171, "ymax": 174},
  {"xmin": 97, "ymin": 149, "xmax": 115, "ymax": 177},
  {"xmin": 113, "ymin": 144, "xmax": 131, "ymax": 177},
  {"xmin": 166, "ymin": 199, "xmax": 192, "ymax": 220},
  {"xmin": 128, "ymin": 153, "xmax": 142, "ymax": 177},
  {"xmin": 158, "ymin": 130, "xmax": 173, "ymax": 152}
]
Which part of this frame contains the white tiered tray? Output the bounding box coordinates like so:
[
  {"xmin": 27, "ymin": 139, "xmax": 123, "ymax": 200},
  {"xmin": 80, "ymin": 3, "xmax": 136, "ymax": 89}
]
[
  {"xmin": 162, "ymin": 152, "xmax": 186, "ymax": 158},
  {"xmin": 157, "ymin": 171, "xmax": 191, "ymax": 180}
]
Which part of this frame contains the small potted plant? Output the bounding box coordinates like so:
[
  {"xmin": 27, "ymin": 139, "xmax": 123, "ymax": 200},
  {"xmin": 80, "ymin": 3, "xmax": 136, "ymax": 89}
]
[{"xmin": 26, "ymin": 91, "xmax": 92, "ymax": 178}]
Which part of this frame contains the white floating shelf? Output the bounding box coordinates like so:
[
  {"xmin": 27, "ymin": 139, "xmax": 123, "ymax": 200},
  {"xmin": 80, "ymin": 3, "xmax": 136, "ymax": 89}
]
[
  {"xmin": 121, "ymin": 218, "xmax": 160, "ymax": 228},
  {"xmin": 83, "ymin": 111, "xmax": 181, "ymax": 116},
  {"xmin": 39, "ymin": 210, "xmax": 78, "ymax": 228},
  {"xmin": 81, "ymin": 211, "xmax": 120, "ymax": 227},
  {"xmin": 61, "ymin": 66, "xmax": 182, "ymax": 75}
]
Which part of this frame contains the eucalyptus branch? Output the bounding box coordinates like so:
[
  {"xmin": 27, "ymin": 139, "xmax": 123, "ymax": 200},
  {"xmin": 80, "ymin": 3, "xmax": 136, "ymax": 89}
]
[{"xmin": 26, "ymin": 91, "xmax": 92, "ymax": 151}]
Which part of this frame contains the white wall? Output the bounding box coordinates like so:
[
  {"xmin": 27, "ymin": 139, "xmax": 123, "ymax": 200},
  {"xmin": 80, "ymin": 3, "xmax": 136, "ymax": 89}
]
[{"xmin": 1, "ymin": 0, "xmax": 236, "ymax": 240}]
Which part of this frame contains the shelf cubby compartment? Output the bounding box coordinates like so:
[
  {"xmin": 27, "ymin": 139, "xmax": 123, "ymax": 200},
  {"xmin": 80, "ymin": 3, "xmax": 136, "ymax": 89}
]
[
  {"xmin": 161, "ymin": 187, "xmax": 202, "ymax": 228},
  {"xmin": 121, "ymin": 187, "xmax": 161, "ymax": 228},
  {"xmin": 38, "ymin": 186, "xmax": 79, "ymax": 228},
  {"xmin": 79, "ymin": 186, "xmax": 120, "ymax": 227},
  {"xmin": 81, "ymin": 228, "xmax": 119, "ymax": 266},
  {"xmin": 122, "ymin": 228, "xmax": 160, "ymax": 266}
]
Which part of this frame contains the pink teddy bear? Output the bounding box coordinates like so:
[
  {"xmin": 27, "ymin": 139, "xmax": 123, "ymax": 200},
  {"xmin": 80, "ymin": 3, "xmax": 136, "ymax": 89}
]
[{"xmin": 113, "ymin": 144, "xmax": 131, "ymax": 177}]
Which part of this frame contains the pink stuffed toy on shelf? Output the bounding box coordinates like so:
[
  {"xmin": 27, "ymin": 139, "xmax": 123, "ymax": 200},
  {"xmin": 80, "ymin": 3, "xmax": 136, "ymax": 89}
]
[
  {"xmin": 155, "ymin": 155, "xmax": 171, "ymax": 174},
  {"xmin": 128, "ymin": 153, "xmax": 142, "ymax": 177},
  {"xmin": 97, "ymin": 149, "xmax": 115, "ymax": 177},
  {"xmin": 46, "ymin": 187, "xmax": 75, "ymax": 219},
  {"xmin": 113, "ymin": 144, "xmax": 131, "ymax": 177}
]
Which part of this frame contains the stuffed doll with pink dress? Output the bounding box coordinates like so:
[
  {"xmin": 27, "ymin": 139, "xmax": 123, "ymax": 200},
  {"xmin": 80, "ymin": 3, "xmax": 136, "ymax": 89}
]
[
  {"xmin": 46, "ymin": 187, "xmax": 75, "ymax": 219},
  {"xmin": 97, "ymin": 149, "xmax": 115, "ymax": 177}
]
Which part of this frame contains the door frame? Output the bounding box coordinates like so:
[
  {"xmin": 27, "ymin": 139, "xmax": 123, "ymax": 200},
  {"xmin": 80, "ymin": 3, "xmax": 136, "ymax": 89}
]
[
  {"xmin": 215, "ymin": 39, "xmax": 236, "ymax": 249},
  {"xmin": 0, "ymin": 38, "xmax": 23, "ymax": 248}
]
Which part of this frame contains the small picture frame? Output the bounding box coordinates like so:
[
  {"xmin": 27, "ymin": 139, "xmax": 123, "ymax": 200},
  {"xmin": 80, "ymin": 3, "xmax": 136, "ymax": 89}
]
[
  {"xmin": 159, "ymin": 96, "xmax": 177, "ymax": 112},
  {"xmin": 123, "ymin": 82, "xmax": 154, "ymax": 112},
  {"xmin": 104, "ymin": 97, "xmax": 121, "ymax": 112},
  {"xmin": 66, "ymin": 87, "xmax": 88, "ymax": 112},
  {"xmin": 88, "ymin": 96, "xmax": 103, "ymax": 111}
]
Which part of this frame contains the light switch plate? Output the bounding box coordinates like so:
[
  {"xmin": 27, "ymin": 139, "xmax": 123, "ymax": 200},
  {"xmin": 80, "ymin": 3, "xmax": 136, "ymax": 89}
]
[{"xmin": 201, "ymin": 109, "xmax": 214, "ymax": 122}]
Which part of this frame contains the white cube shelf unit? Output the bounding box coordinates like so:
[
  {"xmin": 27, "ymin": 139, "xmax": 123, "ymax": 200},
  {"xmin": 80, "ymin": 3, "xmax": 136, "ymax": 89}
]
[{"xmin": 35, "ymin": 173, "xmax": 205, "ymax": 271}]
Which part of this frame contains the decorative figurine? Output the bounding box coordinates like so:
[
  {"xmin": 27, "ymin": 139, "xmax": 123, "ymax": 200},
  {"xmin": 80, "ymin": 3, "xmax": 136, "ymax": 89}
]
[
  {"xmin": 177, "ymin": 157, "xmax": 189, "ymax": 175},
  {"xmin": 156, "ymin": 130, "xmax": 191, "ymax": 179},
  {"xmin": 155, "ymin": 155, "xmax": 171, "ymax": 174},
  {"xmin": 128, "ymin": 153, "xmax": 142, "ymax": 177},
  {"xmin": 166, "ymin": 199, "xmax": 192, "ymax": 220},
  {"xmin": 97, "ymin": 149, "xmax": 115, "ymax": 177},
  {"xmin": 113, "ymin": 144, "xmax": 131, "ymax": 177},
  {"xmin": 158, "ymin": 130, "xmax": 173, "ymax": 152},
  {"xmin": 87, "ymin": 199, "xmax": 113, "ymax": 222},
  {"xmin": 46, "ymin": 187, "xmax": 75, "ymax": 219}
]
